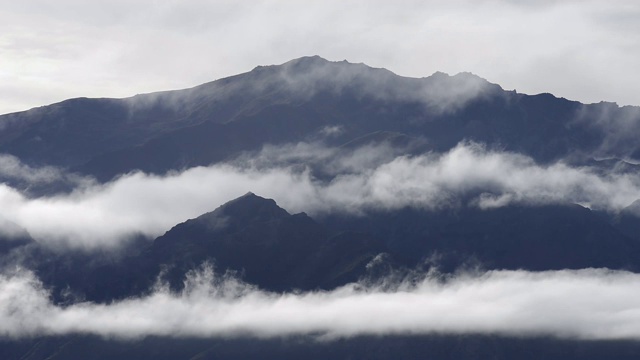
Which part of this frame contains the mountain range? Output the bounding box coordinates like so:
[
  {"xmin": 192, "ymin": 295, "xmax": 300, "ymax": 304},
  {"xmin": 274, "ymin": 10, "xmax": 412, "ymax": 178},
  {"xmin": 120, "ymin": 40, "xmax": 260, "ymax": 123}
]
[{"xmin": 1, "ymin": 56, "xmax": 640, "ymax": 359}]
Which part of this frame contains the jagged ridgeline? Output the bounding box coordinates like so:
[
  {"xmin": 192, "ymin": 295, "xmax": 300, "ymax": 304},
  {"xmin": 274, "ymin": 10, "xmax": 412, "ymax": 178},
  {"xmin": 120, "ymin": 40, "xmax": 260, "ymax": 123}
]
[{"xmin": 1, "ymin": 56, "xmax": 638, "ymax": 182}]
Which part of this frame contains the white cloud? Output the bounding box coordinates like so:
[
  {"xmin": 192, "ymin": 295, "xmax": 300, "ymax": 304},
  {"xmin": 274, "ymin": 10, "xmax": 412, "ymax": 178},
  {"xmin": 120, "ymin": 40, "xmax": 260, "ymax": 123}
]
[
  {"xmin": 0, "ymin": 142, "xmax": 638, "ymax": 249},
  {"xmin": 0, "ymin": 153, "xmax": 84, "ymax": 185},
  {"xmin": 1, "ymin": 1, "xmax": 640, "ymax": 115},
  {"xmin": 574, "ymin": 103, "xmax": 640, "ymax": 160},
  {"xmin": 2, "ymin": 266, "xmax": 640, "ymax": 340}
]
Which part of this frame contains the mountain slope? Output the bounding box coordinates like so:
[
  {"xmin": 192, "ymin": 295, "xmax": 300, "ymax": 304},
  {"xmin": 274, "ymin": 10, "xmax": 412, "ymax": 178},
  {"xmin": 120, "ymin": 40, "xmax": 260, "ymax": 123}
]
[
  {"xmin": 20, "ymin": 193, "xmax": 386, "ymax": 302},
  {"xmin": 323, "ymin": 203, "xmax": 640, "ymax": 271},
  {"xmin": 19, "ymin": 193, "xmax": 640, "ymax": 304},
  {"xmin": 138, "ymin": 192, "xmax": 387, "ymax": 293}
]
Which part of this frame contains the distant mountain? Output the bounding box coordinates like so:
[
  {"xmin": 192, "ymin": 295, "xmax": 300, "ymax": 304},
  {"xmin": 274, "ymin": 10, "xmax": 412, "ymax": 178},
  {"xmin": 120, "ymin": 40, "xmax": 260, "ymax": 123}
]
[
  {"xmin": 1, "ymin": 56, "xmax": 639, "ymax": 182},
  {"xmin": 137, "ymin": 192, "xmax": 385, "ymax": 293}
]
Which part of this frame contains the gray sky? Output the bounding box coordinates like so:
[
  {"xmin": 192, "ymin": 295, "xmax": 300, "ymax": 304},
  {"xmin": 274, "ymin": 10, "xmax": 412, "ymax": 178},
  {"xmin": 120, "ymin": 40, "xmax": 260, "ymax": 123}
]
[{"xmin": 1, "ymin": 0, "xmax": 640, "ymax": 115}]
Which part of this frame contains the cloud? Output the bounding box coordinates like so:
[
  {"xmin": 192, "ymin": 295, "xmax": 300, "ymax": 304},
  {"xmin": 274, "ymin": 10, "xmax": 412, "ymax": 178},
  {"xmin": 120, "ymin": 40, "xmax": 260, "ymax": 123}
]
[
  {"xmin": 319, "ymin": 125, "xmax": 344, "ymax": 137},
  {"xmin": 2, "ymin": 1, "xmax": 640, "ymax": 115},
  {"xmin": 0, "ymin": 141, "xmax": 639, "ymax": 249},
  {"xmin": 573, "ymin": 103, "xmax": 640, "ymax": 160},
  {"xmin": 0, "ymin": 154, "xmax": 63, "ymax": 184},
  {"xmin": 0, "ymin": 154, "xmax": 91, "ymax": 188},
  {"xmin": 1, "ymin": 265, "xmax": 640, "ymax": 340}
]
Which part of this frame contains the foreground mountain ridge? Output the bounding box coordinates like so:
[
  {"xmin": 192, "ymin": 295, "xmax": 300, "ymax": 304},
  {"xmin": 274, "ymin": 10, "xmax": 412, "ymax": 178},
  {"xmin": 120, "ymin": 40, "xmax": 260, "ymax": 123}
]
[
  {"xmin": 3, "ymin": 192, "xmax": 640, "ymax": 359},
  {"xmin": 1, "ymin": 192, "xmax": 636, "ymax": 304}
]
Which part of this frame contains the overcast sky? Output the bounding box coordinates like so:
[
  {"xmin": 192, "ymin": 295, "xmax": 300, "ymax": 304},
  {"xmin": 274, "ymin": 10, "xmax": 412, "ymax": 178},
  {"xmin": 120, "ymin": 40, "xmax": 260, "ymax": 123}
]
[{"xmin": 1, "ymin": 0, "xmax": 640, "ymax": 115}]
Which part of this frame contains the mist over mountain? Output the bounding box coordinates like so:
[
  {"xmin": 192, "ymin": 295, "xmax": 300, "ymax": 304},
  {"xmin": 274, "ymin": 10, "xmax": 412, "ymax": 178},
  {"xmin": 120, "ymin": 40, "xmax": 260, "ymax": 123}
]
[{"xmin": 2, "ymin": 56, "xmax": 640, "ymax": 359}]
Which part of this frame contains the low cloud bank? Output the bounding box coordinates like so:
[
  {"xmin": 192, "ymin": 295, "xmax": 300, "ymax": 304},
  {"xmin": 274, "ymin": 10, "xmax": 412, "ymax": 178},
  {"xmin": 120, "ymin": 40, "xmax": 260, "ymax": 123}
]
[
  {"xmin": 1, "ymin": 266, "xmax": 640, "ymax": 340},
  {"xmin": 0, "ymin": 142, "xmax": 639, "ymax": 248}
]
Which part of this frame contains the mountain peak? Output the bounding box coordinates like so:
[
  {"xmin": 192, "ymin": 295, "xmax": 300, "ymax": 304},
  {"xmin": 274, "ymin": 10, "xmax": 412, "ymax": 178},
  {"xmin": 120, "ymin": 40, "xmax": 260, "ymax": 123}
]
[
  {"xmin": 285, "ymin": 55, "xmax": 330, "ymax": 64},
  {"xmin": 272, "ymin": 55, "xmax": 387, "ymax": 76},
  {"xmin": 453, "ymin": 71, "xmax": 488, "ymax": 80},
  {"xmin": 152, "ymin": 192, "xmax": 292, "ymax": 256},
  {"xmin": 194, "ymin": 193, "xmax": 290, "ymax": 231},
  {"xmin": 221, "ymin": 191, "xmax": 279, "ymax": 209},
  {"xmin": 252, "ymin": 55, "xmax": 330, "ymax": 72}
]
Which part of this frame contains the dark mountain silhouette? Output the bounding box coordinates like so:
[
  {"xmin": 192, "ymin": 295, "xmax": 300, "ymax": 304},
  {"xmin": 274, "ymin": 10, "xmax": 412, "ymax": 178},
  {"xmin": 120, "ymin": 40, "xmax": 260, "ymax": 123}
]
[
  {"xmin": 128, "ymin": 194, "xmax": 640, "ymax": 292},
  {"xmin": 18, "ymin": 193, "xmax": 640, "ymax": 305},
  {"xmin": 136, "ymin": 192, "xmax": 385, "ymax": 293},
  {"xmin": 1, "ymin": 56, "xmax": 639, "ymax": 182},
  {"xmin": 22, "ymin": 193, "xmax": 386, "ymax": 303}
]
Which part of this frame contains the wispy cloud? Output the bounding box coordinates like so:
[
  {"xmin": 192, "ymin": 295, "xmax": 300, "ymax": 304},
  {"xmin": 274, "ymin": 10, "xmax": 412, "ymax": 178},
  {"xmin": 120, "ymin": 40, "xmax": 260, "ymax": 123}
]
[
  {"xmin": 1, "ymin": 266, "xmax": 640, "ymax": 340},
  {"xmin": 574, "ymin": 103, "xmax": 640, "ymax": 160},
  {"xmin": 0, "ymin": 153, "xmax": 89, "ymax": 187},
  {"xmin": 0, "ymin": 142, "xmax": 639, "ymax": 249}
]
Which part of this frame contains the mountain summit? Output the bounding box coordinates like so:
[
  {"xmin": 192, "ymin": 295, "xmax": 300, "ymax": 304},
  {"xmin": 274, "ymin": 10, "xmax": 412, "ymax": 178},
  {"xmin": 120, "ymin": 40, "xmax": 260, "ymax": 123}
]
[{"xmin": 117, "ymin": 193, "xmax": 385, "ymax": 295}]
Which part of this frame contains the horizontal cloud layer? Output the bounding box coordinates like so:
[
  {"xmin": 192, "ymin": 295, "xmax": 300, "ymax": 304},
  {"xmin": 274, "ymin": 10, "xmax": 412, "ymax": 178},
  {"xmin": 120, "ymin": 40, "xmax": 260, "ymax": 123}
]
[
  {"xmin": 0, "ymin": 142, "xmax": 639, "ymax": 248},
  {"xmin": 1, "ymin": 266, "xmax": 640, "ymax": 340}
]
